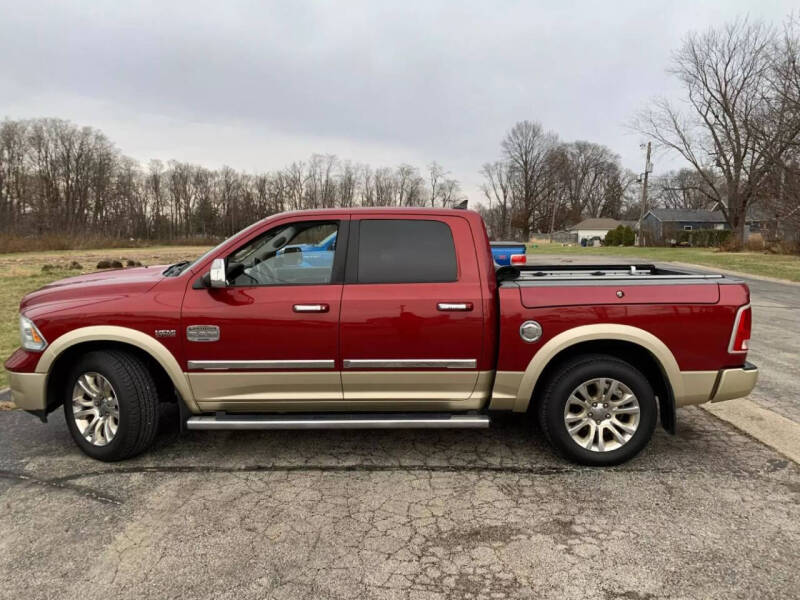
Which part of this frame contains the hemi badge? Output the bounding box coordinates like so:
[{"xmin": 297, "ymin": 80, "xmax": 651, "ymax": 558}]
[
  {"xmin": 154, "ymin": 329, "xmax": 176, "ymax": 338},
  {"xmin": 187, "ymin": 324, "xmax": 220, "ymax": 342}
]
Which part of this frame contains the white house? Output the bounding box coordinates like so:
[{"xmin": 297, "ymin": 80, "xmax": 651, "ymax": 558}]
[{"xmin": 568, "ymin": 218, "xmax": 634, "ymax": 244}]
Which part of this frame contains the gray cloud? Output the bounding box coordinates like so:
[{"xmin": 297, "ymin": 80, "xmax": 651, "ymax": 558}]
[{"xmin": 1, "ymin": 0, "xmax": 794, "ymax": 202}]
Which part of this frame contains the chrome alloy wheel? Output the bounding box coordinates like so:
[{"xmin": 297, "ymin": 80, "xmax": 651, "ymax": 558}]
[
  {"xmin": 563, "ymin": 378, "xmax": 641, "ymax": 452},
  {"xmin": 72, "ymin": 372, "xmax": 120, "ymax": 447}
]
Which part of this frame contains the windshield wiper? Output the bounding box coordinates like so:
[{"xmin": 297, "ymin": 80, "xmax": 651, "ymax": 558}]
[{"xmin": 163, "ymin": 261, "xmax": 190, "ymax": 277}]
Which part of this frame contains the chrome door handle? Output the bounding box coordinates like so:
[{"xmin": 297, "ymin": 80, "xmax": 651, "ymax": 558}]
[
  {"xmin": 437, "ymin": 302, "xmax": 473, "ymax": 311},
  {"xmin": 293, "ymin": 304, "xmax": 330, "ymax": 313}
]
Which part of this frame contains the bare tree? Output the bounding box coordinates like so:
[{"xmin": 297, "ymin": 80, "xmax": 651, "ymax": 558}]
[
  {"xmin": 501, "ymin": 120, "xmax": 558, "ymax": 239},
  {"xmin": 633, "ymin": 18, "xmax": 800, "ymax": 244},
  {"xmin": 480, "ymin": 161, "xmax": 514, "ymax": 239}
]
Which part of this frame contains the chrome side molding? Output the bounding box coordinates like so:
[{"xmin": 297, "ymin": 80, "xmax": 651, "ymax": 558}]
[
  {"xmin": 186, "ymin": 413, "xmax": 490, "ymax": 430},
  {"xmin": 342, "ymin": 359, "xmax": 477, "ymax": 369},
  {"xmin": 188, "ymin": 359, "xmax": 335, "ymax": 371}
]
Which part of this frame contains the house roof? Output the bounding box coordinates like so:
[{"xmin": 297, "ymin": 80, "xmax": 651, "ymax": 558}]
[
  {"xmin": 568, "ymin": 218, "xmax": 626, "ymax": 231},
  {"xmin": 645, "ymin": 209, "xmax": 727, "ymax": 223}
]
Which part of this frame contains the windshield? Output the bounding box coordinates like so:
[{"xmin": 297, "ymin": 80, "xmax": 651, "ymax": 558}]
[{"xmin": 181, "ymin": 219, "xmax": 269, "ymax": 275}]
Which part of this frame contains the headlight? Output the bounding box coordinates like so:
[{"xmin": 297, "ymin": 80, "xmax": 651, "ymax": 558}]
[{"xmin": 19, "ymin": 314, "xmax": 47, "ymax": 352}]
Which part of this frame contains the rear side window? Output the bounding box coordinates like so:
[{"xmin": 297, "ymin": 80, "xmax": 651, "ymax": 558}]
[{"xmin": 357, "ymin": 219, "xmax": 457, "ymax": 283}]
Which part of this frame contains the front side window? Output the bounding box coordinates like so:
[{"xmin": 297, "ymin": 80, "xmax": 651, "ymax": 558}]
[
  {"xmin": 228, "ymin": 221, "xmax": 338, "ymax": 286},
  {"xmin": 357, "ymin": 219, "xmax": 457, "ymax": 283}
]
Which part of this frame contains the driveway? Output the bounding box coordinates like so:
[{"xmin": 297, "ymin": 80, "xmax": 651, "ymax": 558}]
[
  {"xmin": 1, "ymin": 260, "xmax": 799, "ymax": 599},
  {"xmin": 1, "ymin": 407, "xmax": 799, "ymax": 599}
]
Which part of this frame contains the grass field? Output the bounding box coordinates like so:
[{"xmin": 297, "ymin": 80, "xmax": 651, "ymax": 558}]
[
  {"xmin": 527, "ymin": 243, "xmax": 800, "ymax": 282},
  {"xmin": 0, "ymin": 246, "xmax": 208, "ymax": 389}
]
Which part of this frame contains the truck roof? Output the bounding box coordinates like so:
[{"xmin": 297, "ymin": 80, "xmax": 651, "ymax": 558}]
[{"xmin": 271, "ymin": 207, "xmax": 483, "ymax": 219}]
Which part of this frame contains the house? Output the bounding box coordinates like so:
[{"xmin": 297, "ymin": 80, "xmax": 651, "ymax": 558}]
[
  {"xmin": 639, "ymin": 209, "xmax": 729, "ymax": 244},
  {"xmin": 568, "ymin": 218, "xmax": 636, "ymax": 245}
]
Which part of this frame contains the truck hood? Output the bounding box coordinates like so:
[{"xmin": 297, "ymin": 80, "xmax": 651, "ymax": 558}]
[{"xmin": 20, "ymin": 266, "xmax": 168, "ymax": 317}]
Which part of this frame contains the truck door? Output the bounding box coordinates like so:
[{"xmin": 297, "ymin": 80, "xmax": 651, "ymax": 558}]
[
  {"xmin": 181, "ymin": 217, "xmax": 348, "ymax": 411},
  {"xmin": 339, "ymin": 215, "xmax": 486, "ymax": 410}
]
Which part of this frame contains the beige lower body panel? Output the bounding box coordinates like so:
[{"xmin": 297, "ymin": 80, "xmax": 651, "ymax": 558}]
[
  {"xmin": 190, "ymin": 372, "xmax": 342, "ymax": 411},
  {"xmin": 7, "ymin": 371, "xmax": 46, "ymax": 411},
  {"xmin": 489, "ymin": 371, "xmax": 524, "ymax": 411},
  {"xmin": 676, "ymin": 371, "xmax": 719, "ymax": 407},
  {"xmin": 490, "ymin": 367, "xmax": 756, "ymax": 411},
  {"xmin": 190, "ymin": 370, "xmax": 493, "ymax": 413},
  {"xmin": 711, "ymin": 365, "xmax": 759, "ymax": 403}
]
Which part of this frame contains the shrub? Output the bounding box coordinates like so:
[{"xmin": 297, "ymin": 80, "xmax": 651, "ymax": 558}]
[
  {"xmin": 745, "ymin": 233, "xmax": 764, "ymax": 251},
  {"xmin": 622, "ymin": 226, "xmax": 635, "ymax": 246}
]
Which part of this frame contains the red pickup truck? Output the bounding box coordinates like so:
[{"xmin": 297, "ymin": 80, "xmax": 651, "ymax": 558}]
[{"xmin": 5, "ymin": 208, "xmax": 758, "ymax": 465}]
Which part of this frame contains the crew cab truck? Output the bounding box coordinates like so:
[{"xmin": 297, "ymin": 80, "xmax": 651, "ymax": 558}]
[{"xmin": 5, "ymin": 208, "xmax": 758, "ymax": 466}]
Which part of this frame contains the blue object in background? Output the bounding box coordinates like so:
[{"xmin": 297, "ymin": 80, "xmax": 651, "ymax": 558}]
[{"xmin": 490, "ymin": 241, "xmax": 527, "ymax": 266}]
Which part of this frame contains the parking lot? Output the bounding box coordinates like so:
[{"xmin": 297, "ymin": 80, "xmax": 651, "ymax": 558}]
[{"xmin": 1, "ymin": 270, "xmax": 799, "ymax": 599}]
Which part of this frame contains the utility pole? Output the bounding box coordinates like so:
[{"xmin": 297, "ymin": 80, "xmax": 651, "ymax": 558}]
[{"xmin": 637, "ymin": 142, "xmax": 652, "ymax": 246}]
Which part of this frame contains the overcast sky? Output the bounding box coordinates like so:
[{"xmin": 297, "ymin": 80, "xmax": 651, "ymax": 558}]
[{"xmin": 1, "ymin": 0, "xmax": 796, "ymax": 204}]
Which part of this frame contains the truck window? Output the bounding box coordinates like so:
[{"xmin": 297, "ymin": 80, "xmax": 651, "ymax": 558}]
[
  {"xmin": 357, "ymin": 219, "xmax": 457, "ymax": 283},
  {"xmin": 228, "ymin": 221, "xmax": 339, "ymax": 286}
]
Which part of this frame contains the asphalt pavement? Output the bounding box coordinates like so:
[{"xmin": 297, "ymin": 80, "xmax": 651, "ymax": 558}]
[{"xmin": 1, "ymin": 260, "xmax": 799, "ymax": 599}]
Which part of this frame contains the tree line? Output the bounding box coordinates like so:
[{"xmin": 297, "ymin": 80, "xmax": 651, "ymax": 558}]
[
  {"xmin": 1, "ymin": 14, "xmax": 798, "ymax": 247},
  {"xmin": 0, "ymin": 118, "xmax": 465, "ymax": 241}
]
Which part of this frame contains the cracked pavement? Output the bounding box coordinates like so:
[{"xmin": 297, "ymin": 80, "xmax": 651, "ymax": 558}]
[
  {"xmin": 1, "ymin": 268, "xmax": 799, "ymax": 599},
  {"xmin": 1, "ymin": 405, "xmax": 799, "ymax": 599}
]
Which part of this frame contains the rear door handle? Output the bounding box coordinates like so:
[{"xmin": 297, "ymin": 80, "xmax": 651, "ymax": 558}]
[
  {"xmin": 437, "ymin": 302, "xmax": 473, "ymax": 311},
  {"xmin": 293, "ymin": 304, "xmax": 330, "ymax": 313}
]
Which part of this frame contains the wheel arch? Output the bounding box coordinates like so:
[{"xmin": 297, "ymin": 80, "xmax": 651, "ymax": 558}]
[
  {"xmin": 512, "ymin": 325, "xmax": 681, "ymax": 432},
  {"xmin": 36, "ymin": 326, "xmax": 197, "ymax": 415}
]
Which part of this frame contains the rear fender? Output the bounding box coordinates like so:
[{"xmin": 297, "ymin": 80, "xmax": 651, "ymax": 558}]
[{"xmin": 504, "ymin": 324, "xmax": 684, "ymax": 413}]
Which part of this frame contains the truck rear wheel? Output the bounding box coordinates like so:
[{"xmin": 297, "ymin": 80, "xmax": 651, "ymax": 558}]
[
  {"xmin": 63, "ymin": 350, "xmax": 159, "ymax": 461},
  {"xmin": 538, "ymin": 354, "xmax": 657, "ymax": 466}
]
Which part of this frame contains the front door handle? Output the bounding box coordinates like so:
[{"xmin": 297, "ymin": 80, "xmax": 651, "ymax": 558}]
[
  {"xmin": 293, "ymin": 304, "xmax": 330, "ymax": 313},
  {"xmin": 437, "ymin": 302, "xmax": 473, "ymax": 312}
]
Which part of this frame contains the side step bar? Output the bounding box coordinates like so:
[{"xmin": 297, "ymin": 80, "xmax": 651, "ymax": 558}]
[{"xmin": 186, "ymin": 413, "xmax": 490, "ymax": 430}]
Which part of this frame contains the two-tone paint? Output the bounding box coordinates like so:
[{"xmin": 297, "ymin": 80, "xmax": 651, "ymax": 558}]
[{"xmin": 5, "ymin": 207, "xmax": 757, "ymax": 424}]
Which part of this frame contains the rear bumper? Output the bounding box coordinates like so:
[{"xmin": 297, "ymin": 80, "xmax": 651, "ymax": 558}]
[
  {"xmin": 677, "ymin": 362, "xmax": 758, "ymax": 407},
  {"xmin": 711, "ymin": 362, "xmax": 759, "ymax": 403},
  {"xmin": 6, "ymin": 371, "xmax": 46, "ymax": 411}
]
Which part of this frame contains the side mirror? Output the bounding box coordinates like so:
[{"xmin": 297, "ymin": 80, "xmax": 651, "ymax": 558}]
[{"xmin": 209, "ymin": 258, "xmax": 228, "ymax": 288}]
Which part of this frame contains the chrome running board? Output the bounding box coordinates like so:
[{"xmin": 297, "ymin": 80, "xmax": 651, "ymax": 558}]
[{"xmin": 186, "ymin": 413, "xmax": 490, "ymax": 430}]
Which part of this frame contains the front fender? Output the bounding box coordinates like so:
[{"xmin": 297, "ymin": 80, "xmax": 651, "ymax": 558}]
[{"xmin": 36, "ymin": 325, "xmax": 199, "ymax": 413}]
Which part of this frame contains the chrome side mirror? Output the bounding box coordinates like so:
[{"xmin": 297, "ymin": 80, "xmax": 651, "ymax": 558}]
[{"xmin": 209, "ymin": 258, "xmax": 228, "ymax": 288}]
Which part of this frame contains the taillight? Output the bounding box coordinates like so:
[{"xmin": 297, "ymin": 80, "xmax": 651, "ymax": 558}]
[
  {"xmin": 728, "ymin": 305, "xmax": 751, "ymax": 353},
  {"xmin": 510, "ymin": 254, "xmax": 527, "ymax": 265}
]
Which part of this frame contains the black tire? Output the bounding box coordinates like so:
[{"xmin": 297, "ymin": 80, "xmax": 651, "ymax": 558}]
[
  {"xmin": 538, "ymin": 354, "xmax": 657, "ymax": 466},
  {"xmin": 63, "ymin": 350, "xmax": 159, "ymax": 461}
]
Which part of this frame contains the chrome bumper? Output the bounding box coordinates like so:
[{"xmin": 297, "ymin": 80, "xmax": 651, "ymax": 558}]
[
  {"xmin": 6, "ymin": 371, "xmax": 46, "ymax": 411},
  {"xmin": 711, "ymin": 362, "xmax": 759, "ymax": 403}
]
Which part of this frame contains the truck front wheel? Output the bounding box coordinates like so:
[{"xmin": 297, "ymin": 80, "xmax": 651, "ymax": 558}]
[
  {"xmin": 63, "ymin": 350, "xmax": 160, "ymax": 461},
  {"xmin": 538, "ymin": 354, "xmax": 657, "ymax": 466}
]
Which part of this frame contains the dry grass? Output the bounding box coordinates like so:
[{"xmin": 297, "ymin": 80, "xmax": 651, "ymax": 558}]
[
  {"xmin": 0, "ymin": 234, "xmax": 220, "ymax": 254},
  {"xmin": 0, "ymin": 245, "xmax": 210, "ymax": 389}
]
